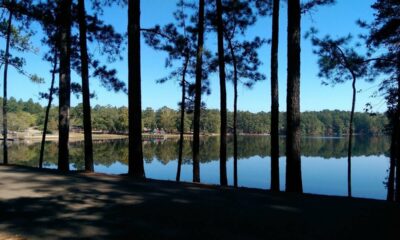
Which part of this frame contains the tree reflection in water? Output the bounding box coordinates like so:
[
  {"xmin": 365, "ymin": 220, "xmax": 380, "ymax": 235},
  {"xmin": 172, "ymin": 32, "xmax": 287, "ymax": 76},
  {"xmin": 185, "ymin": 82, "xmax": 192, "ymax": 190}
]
[{"xmin": 4, "ymin": 136, "xmax": 391, "ymax": 199}]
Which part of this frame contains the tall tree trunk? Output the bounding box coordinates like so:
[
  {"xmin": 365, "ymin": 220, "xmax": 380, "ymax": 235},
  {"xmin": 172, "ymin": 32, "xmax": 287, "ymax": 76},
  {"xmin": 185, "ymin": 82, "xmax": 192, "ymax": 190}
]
[
  {"xmin": 395, "ymin": 57, "xmax": 400, "ymax": 202},
  {"xmin": 270, "ymin": 0, "xmax": 280, "ymax": 192},
  {"xmin": 387, "ymin": 127, "xmax": 396, "ymax": 201},
  {"xmin": 2, "ymin": 10, "xmax": 12, "ymax": 165},
  {"xmin": 57, "ymin": 0, "xmax": 72, "ymax": 172},
  {"xmin": 216, "ymin": 0, "xmax": 227, "ymax": 186},
  {"xmin": 347, "ymin": 75, "xmax": 356, "ymax": 198},
  {"xmin": 192, "ymin": 0, "xmax": 205, "ymax": 183},
  {"xmin": 286, "ymin": 0, "xmax": 303, "ymax": 193},
  {"xmin": 176, "ymin": 57, "xmax": 189, "ymax": 182},
  {"xmin": 393, "ymin": 103, "xmax": 400, "ymax": 203},
  {"xmin": 78, "ymin": 0, "xmax": 94, "ymax": 172},
  {"xmin": 128, "ymin": 0, "xmax": 145, "ymax": 178},
  {"xmin": 233, "ymin": 61, "xmax": 238, "ymax": 188},
  {"xmin": 227, "ymin": 39, "xmax": 239, "ymax": 188},
  {"xmin": 39, "ymin": 52, "xmax": 58, "ymax": 169}
]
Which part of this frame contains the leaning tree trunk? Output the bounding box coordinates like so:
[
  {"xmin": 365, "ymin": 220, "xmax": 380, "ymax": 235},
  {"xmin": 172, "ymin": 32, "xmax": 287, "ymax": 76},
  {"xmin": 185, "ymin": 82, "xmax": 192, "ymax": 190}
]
[
  {"xmin": 270, "ymin": 0, "xmax": 280, "ymax": 192},
  {"xmin": 286, "ymin": 0, "xmax": 303, "ymax": 193},
  {"xmin": 2, "ymin": 10, "xmax": 12, "ymax": 165},
  {"xmin": 176, "ymin": 57, "xmax": 189, "ymax": 182},
  {"xmin": 39, "ymin": 52, "xmax": 58, "ymax": 169},
  {"xmin": 57, "ymin": 0, "xmax": 72, "ymax": 172},
  {"xmin": 216, "ymin": 0, "xmax": 228, "ymax": 186},
  {"xmin": 78, "ymin": 0, "xmax": 94, "ymax": 172},
  {"xmin": 347, "ymin": 74, "xmax": 357, "ymax": 198},
  {"xmin": 192, "ymin": 0, "xmax": 205, "ymax": 183},
  {"xmin": 128, "ymin": 0, "xmax": 145, "ymax": 178}
]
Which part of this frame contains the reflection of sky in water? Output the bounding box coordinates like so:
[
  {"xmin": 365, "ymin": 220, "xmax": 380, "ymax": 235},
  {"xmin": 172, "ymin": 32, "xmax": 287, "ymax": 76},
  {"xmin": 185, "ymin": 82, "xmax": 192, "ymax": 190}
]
[
  {"xmin": 88, "ymin": 154, "xmax": 389, "ymax": 200},
  {"xmin": 8, "ymin": 137, "xmax": 390, "ymax": 201}
]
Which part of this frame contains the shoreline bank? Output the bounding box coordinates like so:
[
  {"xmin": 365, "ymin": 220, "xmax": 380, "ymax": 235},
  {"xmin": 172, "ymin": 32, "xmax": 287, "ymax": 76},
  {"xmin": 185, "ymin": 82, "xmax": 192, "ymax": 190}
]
[{"xmin": 0, "ymin": 164, "xmax": 398, "ymax": 239}]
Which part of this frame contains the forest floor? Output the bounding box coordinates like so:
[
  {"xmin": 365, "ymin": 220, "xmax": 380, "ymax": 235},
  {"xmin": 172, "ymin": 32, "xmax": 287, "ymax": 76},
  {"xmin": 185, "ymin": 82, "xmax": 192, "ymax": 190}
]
[{"xmin": 0, "ymin": 165, "xmax": 398, "ymax": 240}]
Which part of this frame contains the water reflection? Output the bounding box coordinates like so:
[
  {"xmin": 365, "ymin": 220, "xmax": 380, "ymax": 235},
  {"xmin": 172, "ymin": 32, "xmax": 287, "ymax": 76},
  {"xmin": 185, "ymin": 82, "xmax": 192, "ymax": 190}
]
[{"xmin": 3, "ymin": 136, "xmax": 390, "ymax": 200}]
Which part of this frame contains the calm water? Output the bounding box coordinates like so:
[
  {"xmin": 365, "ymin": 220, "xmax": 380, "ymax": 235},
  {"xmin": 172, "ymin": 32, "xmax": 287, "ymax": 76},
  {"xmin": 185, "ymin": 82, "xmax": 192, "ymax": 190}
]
[{"xmin": 5, "ymin": 136, "xmax": 391, "ymax": 200}]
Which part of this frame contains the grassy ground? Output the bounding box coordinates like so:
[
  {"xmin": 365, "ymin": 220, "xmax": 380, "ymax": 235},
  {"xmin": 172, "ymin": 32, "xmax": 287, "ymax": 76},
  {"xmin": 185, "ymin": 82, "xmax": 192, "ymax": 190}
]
[{"xmin": 0, "ymin": 165, "xmax": 398, "ymax": 240}]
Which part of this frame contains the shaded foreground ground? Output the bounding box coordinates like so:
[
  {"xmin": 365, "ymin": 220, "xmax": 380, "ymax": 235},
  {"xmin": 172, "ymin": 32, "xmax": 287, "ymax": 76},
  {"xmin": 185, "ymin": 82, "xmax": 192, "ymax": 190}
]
[{"xmin": 0, "ymin": 165, "xmax": 398, "ymax": 240}]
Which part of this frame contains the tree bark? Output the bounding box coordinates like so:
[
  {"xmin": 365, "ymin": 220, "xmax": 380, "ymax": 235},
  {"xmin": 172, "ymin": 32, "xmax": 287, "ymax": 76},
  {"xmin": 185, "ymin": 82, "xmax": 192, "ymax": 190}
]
[
  {"xmin": 270, "ymin": 0, "xmax": 280, "ymax": 192},
  {"xmin": 176, "ymin": 57, "xmax": 189, "ymax": 182},
  {"xmin": 226, "ymin": 38, "xmax": 239, "ymax": 188},
  {"xmin": 57, "ymin": 0, "xmax": 72, "ymax": 172},
  {"xmin": 128, "ymin": 0, "xmax": 145, "ymax": 178},
  {"xmin": 216, "ymin": 0, "xmax": 228, "ymax": 186},
  {"xmin": 78, "ymin": 0, "xmax": 94, "ymax": 172},
  {"xmin": 2, "ymin": 9, "xmax": 12, "ymax": 165},
  {"xmin": 233, "ymin": 59, "xmax": 238, "ymax": 188},
  {"xmin": 387, "ymin": 126, "xmax": 395, "ymax": 201},
  {"xmin": 286, "ymin": 0, "xmax": 303, "ymax": 193},
  {"xmin": 347, "ymin": 75, "xmax": 356, "ymax": 198},
  {"xmin": 39, "ymin": 52, "xmax": 57, "ymax": 169},
  {"xmin": 393, "ymin": 100, "xmax": 400, "ymax": 203},
  {"xmin": 192, "ymin": 0, "xmax": 205, "ymax": 183},
  {"xmin": 395, "ymin": 56, "xmax": 400, "ymax": 202}
]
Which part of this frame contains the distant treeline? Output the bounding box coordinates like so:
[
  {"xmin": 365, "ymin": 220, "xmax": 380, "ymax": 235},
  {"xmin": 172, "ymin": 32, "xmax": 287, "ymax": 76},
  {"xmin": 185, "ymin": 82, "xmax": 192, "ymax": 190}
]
[{"xmin": 0, "ymin": 97, "xmax": 388, "ymax": 136}]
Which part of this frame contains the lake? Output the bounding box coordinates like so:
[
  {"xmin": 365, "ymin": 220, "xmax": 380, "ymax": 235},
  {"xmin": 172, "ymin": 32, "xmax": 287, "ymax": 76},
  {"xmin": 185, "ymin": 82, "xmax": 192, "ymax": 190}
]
[{"xmin": 4, "ymin": 136, "xmax": 391, "ymax": 200}]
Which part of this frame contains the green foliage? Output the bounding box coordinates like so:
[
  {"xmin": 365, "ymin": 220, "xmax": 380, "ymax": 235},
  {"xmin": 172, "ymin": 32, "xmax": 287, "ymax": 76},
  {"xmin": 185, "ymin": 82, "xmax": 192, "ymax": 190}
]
[
  {"xmin": 364, "ymin": 0, "xmax": 400, "ymax": 117},
  {"xmin": 142, "ymin": 107, "xmax": 157, "ymax": 130},
  {"xmin": 0, "ymin": 98, "xmax": 388, "ymax": 136}
]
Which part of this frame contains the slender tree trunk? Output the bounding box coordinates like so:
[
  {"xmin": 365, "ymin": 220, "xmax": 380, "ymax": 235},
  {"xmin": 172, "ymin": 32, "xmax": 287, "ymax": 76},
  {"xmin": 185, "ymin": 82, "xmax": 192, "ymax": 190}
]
[
  {"xmin": 270, "ymin": 0, "xmax": 280, "ymax": 192},
  {"xmin": 2, "ymin": 10, "xmax": 12, "ymax": 165},
  {"xmin": 393, "ymin": 104, "xmax": 400, "ymax": 203},
  {"xmin": 57, "ymin": 0, "xmax": 72, "ymax": 172},
  {"xmin": 286, "ymin": 0, "xmax": 303, "ymax": 193},
  {"xmin": 78, "ymin": 0, "xmax": 94, "ymax": 172},
  {"xmin": 192, "ymin": 0, "xmax": 205, "ymax": 183},
  {"xmin": 387, "ymin": 127, "xmax": 396, "ymax": 201},
  {"xmin": 128, "ymin": 0, "xmax": 145, "ymax": 178},
  {"xmin": 176, "ymin": 58, "xmax": 189, "ymax": 182},
  {"xmin": 347, "ymin": 75, "xmax": 356, "ymax": 198},
  {"xmin": 39, "ymin": 52, "xmax": 58, "ymax": 169},
  {"xmin": 227, "ymin": 39, "xmax": 239, "ymax": 188},
  {"xmin": 233, "ymin": 62, "xmax": 238, "ymax": 188},
  {"xmin": 216, "ymin": 0, "xmax": 227, "ymax": 186},
  {"xmin": 395, "ymin": 58, "xmax": 400, "ymax": 202}
]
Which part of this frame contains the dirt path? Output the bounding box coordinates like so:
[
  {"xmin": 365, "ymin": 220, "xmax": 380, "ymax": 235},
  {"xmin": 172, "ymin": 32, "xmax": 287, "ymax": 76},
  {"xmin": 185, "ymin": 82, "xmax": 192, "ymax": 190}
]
[{"xmin": 0, "ymin": 165, "xmax": 398, "ymax": 239}]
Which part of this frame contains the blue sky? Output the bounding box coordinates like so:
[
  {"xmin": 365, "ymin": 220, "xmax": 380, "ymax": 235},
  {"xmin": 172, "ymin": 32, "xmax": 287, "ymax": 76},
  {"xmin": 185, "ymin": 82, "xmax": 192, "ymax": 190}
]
[{"xmin": 4, "ymin": 0, "xmax": 386, "ymax": 113}]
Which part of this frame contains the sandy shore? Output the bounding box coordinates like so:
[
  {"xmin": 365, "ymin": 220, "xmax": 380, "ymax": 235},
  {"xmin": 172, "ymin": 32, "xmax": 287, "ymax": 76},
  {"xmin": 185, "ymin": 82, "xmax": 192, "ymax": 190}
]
[
  {"xmin": 11, "ymin": 133, "xmax": 191, "ymax": 143},
  {"xmin": 0, "ymin": 165, "xmax": 398, "ymax": 239}
]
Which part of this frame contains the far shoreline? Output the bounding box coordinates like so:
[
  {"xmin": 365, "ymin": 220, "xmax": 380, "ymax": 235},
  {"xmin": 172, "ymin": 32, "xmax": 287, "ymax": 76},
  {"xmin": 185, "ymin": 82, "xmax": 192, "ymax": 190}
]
[{"xmin": 1, "ymin": 132, "xmax": 388, "ymax": 143}]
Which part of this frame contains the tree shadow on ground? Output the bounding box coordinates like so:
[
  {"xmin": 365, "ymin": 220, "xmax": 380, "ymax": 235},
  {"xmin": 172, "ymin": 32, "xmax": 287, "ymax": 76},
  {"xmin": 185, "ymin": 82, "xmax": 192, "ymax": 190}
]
[{"xmin": 0, "ymin": 165, "xmax": 398, "ymax": 240}]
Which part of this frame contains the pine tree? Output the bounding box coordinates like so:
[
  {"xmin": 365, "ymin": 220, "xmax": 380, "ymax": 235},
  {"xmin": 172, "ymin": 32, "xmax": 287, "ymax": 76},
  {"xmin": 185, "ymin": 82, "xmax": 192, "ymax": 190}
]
[
  {"xmin": 211, "ymin": 0, "xmax": 265, "ymax": 187},
  {"xmin": 270, "ymin": 0, "xmax": 280, "ymax": 192},
  {"xmin": 215, "ymin": 0, "xmax": 228, "ymax": 186},
  {"xmin": 307, "ymin": 32, "xmax": 372, "ymax": 197},
  {"xmin": 286, "ymin": 0, "xmax": 302, "ymax": 193},
  {"xmin": 142, "ymin": 0, "xmax": 208, "ymax": 182},
  {"xmin": 192, "ymin": 0, "xmax": 205, "ymax": 183},
  {"xmin": 128, "ymin": 0, "xmax": 145, "ymax": 178},
  {"xmin": 56, "ymin": 0, "xmax": 72, "ymax": 172},
  {"xmin": 366, "ymin": 0, "xmax": 400, "ymax": 202},
  {"xmin": 78, "ymin": 0, "xmax": 94, "ymax": 172}
]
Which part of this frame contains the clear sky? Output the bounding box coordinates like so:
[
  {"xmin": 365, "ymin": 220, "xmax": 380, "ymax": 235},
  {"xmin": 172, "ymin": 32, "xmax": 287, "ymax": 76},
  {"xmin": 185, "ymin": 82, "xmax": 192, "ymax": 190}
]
[{"xmin": 4, "ymin": 0, "xmax": 386, "ymax": 113}]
